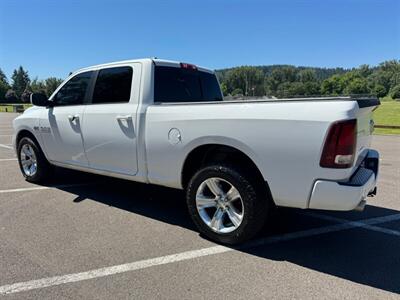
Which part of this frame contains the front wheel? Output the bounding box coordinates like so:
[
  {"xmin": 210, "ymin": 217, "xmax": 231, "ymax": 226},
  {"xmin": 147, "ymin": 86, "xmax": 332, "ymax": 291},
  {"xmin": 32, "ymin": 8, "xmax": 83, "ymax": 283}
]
[
  {"xmin": 186, "ymin": 164, "xmax": 270, "ymax": 245},
  {"xmin": 17, "ymin": 136, "xmax": 53, "ymax": 183}
]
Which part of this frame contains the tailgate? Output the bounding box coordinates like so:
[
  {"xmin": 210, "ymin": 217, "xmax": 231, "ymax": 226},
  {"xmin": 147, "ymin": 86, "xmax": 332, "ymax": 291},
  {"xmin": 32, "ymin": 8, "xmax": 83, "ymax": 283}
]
[{"xmin": 354, "ymin": 98, "xmax": 380, "ymax": 165}]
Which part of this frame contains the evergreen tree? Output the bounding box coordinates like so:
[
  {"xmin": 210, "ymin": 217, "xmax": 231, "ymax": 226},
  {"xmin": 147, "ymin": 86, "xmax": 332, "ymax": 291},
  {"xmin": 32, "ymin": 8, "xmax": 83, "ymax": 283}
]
[
  {"xmin": 11, "ymin": 66, "xmax": 30, "ymax": 99},
  {"xmin": 0, "ymin": 68, "xmax": 10, "ymax": 101},
  {"xmin": 0, "ymin": 68, "xmax": 8, "ymax": 84}
]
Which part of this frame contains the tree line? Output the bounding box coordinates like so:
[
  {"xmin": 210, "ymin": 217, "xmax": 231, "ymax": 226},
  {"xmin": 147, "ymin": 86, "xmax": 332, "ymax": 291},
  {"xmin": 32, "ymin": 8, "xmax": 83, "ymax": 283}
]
[
  {"xmin": 1, "ymin": 60, "xmax": 399, "ymax": 103},
  {"xmin": 216, "ymin": 60, "xmax": 400, "ymax": 99},
  {"xmin": 0, "ymin": 66, "xmax": 63, "ymax": 103}
]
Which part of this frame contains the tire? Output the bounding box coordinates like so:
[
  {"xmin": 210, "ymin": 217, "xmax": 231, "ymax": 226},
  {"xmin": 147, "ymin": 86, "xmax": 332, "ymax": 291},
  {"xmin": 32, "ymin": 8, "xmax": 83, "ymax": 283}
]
[
  {"xmin": 186, "ymin": 164, "xmax": 270, "ymax": 245},
  {"xmin": 17, "ymin": 136, "xmax": 53, "ymax": 183}
]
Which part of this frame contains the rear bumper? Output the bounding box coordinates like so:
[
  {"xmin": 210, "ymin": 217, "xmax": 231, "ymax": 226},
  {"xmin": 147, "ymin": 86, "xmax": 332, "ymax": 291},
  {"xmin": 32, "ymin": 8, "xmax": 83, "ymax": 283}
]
[{"xmin": 309, "ymin": 149, "xmax": 379, "ymax": 211}]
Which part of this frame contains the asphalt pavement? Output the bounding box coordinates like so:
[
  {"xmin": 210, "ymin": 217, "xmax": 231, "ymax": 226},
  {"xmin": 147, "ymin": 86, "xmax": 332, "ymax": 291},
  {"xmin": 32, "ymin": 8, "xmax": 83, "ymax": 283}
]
[{"xmin": 0, "ymin": 112, "xmax": 399, "ymax": 299}]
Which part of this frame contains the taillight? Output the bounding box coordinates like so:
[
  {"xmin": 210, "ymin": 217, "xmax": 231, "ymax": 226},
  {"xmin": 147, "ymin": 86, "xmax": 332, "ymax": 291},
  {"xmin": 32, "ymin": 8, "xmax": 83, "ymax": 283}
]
[{"xmin": 320, "ymin": 119, "xmax": 357, "ymax": 168}]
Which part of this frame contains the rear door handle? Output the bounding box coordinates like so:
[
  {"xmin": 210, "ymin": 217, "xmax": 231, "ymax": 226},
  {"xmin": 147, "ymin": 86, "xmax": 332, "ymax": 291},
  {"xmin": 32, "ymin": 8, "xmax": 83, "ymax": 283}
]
[
  {"xmin": 68, "ymin": 114, "xmax": 79, "ymax": 122},
  {"xmin": 116, "ymin": 115, "xmax": 132, "ymax": 121}
]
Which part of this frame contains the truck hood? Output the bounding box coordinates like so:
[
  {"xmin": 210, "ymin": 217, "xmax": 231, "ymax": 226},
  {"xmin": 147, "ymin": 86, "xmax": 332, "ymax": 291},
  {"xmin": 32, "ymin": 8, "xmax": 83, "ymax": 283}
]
[{"xmin": 23, "ymin": 105, "xmax": 42, "ymax": 114}]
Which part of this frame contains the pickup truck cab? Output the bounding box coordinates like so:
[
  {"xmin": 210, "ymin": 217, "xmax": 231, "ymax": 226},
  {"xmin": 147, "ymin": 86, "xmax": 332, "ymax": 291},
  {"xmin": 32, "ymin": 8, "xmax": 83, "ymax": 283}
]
[{"xmin": 13, "ymin": 58, "xmax": 380, "ymax": 244}]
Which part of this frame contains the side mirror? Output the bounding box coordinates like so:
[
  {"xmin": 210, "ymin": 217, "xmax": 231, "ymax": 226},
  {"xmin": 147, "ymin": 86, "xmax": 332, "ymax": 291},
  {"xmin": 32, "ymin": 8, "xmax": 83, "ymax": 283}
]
[{"xmin": 30, "ymin": 93, "xmax": 51, "ymax": 107}]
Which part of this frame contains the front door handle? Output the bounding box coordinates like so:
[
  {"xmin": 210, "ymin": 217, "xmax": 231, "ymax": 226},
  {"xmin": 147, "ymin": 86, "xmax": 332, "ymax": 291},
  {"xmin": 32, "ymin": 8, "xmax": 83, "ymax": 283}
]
[
  {"xmin": 68, "ymin": 114, "xmax": 79, "ymax": 122},
  {"xmin": 116, "ymin": 115, "xmax": 132, "ymax": 121}
]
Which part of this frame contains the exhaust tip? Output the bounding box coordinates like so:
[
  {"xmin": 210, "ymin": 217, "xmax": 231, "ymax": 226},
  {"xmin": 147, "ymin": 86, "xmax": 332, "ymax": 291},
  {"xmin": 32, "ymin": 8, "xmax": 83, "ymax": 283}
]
[
  {"xmin": 354, "ymin": 200, "xmax": 366, "ymax": 212},
  {"xmin": 368, "ymin": 187, "xmax": 377, "ymax": 197}
]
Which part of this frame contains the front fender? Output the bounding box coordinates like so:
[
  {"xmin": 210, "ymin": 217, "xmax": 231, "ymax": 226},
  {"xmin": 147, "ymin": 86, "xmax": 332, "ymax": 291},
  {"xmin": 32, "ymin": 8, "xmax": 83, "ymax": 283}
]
[{"xmin": 13, "ymin": 111, "xmax": 48, "ymax": 160}]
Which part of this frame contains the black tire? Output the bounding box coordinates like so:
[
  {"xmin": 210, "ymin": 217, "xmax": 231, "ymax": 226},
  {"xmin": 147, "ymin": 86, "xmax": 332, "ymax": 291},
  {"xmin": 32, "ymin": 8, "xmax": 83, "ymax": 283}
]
[
  {"xmin": 17, "ymin": 136, "xmax": 53, "ymax": 183},
  {"xmin": 186, "ymin": 164, "xmax": 270, "ymax": 245}
]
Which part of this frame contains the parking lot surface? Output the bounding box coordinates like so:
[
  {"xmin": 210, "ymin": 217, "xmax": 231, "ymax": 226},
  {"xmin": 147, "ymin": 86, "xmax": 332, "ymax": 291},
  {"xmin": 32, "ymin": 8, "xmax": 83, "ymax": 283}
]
[{"xmin": 0, "ymin": 112, "xmax": 399, "ymax": 299}]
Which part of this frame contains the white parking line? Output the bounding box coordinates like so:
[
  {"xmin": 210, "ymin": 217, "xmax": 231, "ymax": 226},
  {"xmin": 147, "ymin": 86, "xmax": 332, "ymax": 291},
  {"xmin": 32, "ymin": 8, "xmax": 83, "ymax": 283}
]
[
  {"xmin": 1, "ymin": 212, "xmax": 399, "ymax": 295},
  {"xmin": 0, "ymin": 183, "xmax": 93, "ymax": 194},
  {"xmin": 0, "ymin": 158, "xmax": 17, "ymax": 161},
  {"xmin": 0, "ymin": 186, "xmax": 51, "ymax": 193},
  {"xmin": 0, "ymin": 144, "xmax": 13, "ymax": 149},
  {"xmin": 304, "ymin": 211, "xmax": 400, "ymax": 237}
]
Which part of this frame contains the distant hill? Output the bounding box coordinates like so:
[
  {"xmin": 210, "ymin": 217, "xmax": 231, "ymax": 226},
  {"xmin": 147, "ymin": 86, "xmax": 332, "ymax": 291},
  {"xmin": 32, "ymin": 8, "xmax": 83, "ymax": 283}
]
[{"xmin": 214, "ymin": 61, "xmax": 399, "ymax": 98}]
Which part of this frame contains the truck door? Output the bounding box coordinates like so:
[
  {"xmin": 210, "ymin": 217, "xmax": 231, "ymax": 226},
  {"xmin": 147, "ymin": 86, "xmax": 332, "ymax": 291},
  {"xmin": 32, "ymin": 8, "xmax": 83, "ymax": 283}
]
[
  {"xmin": 81, "ymin": 64, "xmax": 140, "ymax": 175},
  {"xmin": 40, "ymin": 71, "xmax": 93, "ymax": 166}
]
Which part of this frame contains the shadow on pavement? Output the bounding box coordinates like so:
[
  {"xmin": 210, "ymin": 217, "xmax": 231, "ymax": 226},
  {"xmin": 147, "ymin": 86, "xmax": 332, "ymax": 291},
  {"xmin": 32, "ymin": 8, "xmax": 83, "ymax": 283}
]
[{"xmin": 51, "ymin": 168, "xmax": 400, "ymax": 294}]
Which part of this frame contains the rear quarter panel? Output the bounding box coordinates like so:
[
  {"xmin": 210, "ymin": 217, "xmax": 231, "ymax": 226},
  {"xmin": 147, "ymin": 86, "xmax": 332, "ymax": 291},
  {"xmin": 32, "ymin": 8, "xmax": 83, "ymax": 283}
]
[{"xmin": 145, "ymin": 100, "xmax": 359, "ymax": 209}]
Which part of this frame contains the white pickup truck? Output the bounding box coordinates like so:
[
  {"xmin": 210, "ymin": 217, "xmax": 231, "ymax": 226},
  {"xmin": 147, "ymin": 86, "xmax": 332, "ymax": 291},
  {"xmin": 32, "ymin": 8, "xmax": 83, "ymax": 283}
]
[{"xmin": 13, "ymin": 58, "xmax": 380, "ymax": 244}]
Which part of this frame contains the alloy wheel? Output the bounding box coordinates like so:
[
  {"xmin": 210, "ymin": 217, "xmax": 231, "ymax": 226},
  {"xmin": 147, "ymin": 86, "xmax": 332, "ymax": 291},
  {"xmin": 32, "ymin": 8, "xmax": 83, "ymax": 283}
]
[{"xmin": 195, "ymin": 177, "xmax": 244, "ymax": 233}]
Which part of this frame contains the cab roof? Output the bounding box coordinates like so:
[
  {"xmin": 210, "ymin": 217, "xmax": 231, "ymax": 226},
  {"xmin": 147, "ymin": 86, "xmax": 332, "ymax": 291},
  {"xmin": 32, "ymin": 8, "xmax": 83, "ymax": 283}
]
[{"xmin": 73, "ymin": 58, "xmax": 214, "ymax": 75}]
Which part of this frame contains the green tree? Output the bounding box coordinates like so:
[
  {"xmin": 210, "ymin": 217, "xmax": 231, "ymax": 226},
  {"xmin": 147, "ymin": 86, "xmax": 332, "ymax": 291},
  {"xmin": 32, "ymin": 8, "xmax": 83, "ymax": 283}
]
[
  {"xmin": 303, "ymin": 82, "xmax": 321, "ymax": 95},
  {"xmin": 265, "ymin": 66, "xmax": 299, "ymax": 96},
  {"xmin": 371, "ymin": 84, "xmax": 387, "ymax": 98},
  {"xmin": 30, "ymin": 78, "xmax": 47, "ymax": 94},
  {"xmin": 321, "ymin": 75, "xmax": 345, "ymax": 95},
  {"xmin": 356, "ymin": 64, "xmax": 373, "ymax": 77},
  {"xmin": 231, "ymin": 88, "xmax": 243, "ymax": 96},
  {"xmin": 0, "ymin": 68, "xmax": 10, "ymax": 101},
  {"xmin": 370, "ymin": 60, "xmax": 400, "ymax": 93},
  {"xmin": 274, "ymin": 81, "xmax": 319, "ymax": 98},
  {"xmin": 220, "ymin": 82, "xmax": 228, "ymax": 96},
  {"xmin": 390, "ymin": 72, "xmax": 400, "ymax": 88},
  {"xmin": 226, "ymin": 67, "xmax": 264, "ymax": 96},
  {"xmin": 278, "ymin": 66, "xmax": 297, "ymax": 82},
  {"xmin": 45, "ymin": 77, "xmax": 63, "ymax": 96},
  {"xmin": 344, "ymin": 77, "xmax": 370, "ymax": 95},
  {"xmin": 297, "ymin": 69, "xmax": 316, "ymax": 83},
  {"xmin": 390, "ymin": 84, "xmax": 400, "ymax": 99},
  {"xmin": 11, "ymin": 66, "xmax": 30, "ymax": 99},
  {"xmin": 0, "ymin": 68, "xmax": 8, "ymax": 84},
  {"xmin": 287, "ymin": 82, "xmax": 306, "ymax": 96},
  {"xmin": 275, "ymin": 82, "xmax": 293, "ymax": 98},
  {"xmin": 0, "ymin": 81, "xmax": 9, "ymax": 102},
  {"xmin": 218, "ymin": 60, "xmax": 400, "ymax": 99},
  {"xmin": 380, "ymin": 60, "xmax": 400, "ymax": 73}
]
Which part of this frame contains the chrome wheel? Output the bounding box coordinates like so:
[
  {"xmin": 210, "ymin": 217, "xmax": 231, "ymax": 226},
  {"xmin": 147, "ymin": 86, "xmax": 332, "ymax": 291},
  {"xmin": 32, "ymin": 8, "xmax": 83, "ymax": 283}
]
[
  {"xmin": 195, "ymin": 177, "xmax": 244, "ymax": 233},
  {"xmin": 20, "ymin": 144, "xmax": 37, "ymax": 176}
]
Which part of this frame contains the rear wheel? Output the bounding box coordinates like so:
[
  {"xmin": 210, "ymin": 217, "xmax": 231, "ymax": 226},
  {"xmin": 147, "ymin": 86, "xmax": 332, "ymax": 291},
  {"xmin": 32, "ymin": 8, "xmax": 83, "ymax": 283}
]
[
  {"xmin": 17, "ymin": 136, "xmax": 53, "ymax": 183},
  {"xmin": 186, "ymin": 164, "xmax": 270, "ymax": 244}
]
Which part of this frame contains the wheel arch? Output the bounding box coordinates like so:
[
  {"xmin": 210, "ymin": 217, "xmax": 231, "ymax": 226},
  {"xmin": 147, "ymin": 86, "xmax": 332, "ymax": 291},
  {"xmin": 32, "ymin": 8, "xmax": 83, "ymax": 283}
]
[
  {"xmin": 16, "ymin": 129, "xmax": 38, "ymax": 146},
  {"xmin": 181, "ymin": 143, "xmax": 274, "ymax": 205},
  {"xmin": 15, "ymin": 129, "xmax": 48, "ymax": 160}
]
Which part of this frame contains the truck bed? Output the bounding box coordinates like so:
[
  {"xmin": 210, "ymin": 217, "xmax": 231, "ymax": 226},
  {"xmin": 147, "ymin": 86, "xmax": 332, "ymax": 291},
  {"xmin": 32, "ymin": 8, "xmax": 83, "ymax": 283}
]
[
  {"xmin": 155, "ymin": 96, "xmax": 380, "ymax": 108},
  {"xmin": 145, "ymin": 96, "xmax": 379, "ymax": 209}
]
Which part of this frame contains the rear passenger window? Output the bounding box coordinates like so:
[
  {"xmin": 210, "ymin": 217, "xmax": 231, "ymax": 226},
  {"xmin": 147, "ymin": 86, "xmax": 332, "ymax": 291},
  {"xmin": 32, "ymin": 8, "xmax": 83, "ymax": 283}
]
[
  {"xmin": 200, "ymin": 72, "xmax": 224, "ymax": 101},
  {"xmin": 154, "ymin": 66, "xmax": 223, "ymax": 103},
  {"xmin": 92, "ymin": 67, "xmax": 133, "ymax": 104},
  {"xmin": 155, "ymin": 67, "xmax": 202, "ymax": 102}
]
